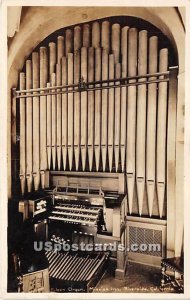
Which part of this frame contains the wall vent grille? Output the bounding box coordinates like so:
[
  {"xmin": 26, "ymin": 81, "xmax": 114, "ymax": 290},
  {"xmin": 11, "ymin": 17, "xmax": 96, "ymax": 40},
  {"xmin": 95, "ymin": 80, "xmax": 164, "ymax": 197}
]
[{"xmin": 128, "ymin": 225, "xmax": 162, "ymax": 257}]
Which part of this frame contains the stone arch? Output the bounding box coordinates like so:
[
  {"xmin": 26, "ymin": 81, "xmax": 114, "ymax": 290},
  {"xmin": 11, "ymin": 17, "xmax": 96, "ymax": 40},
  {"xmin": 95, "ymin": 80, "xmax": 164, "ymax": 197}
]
[{"xmin": 8, "ymin": 6, "xmax": 184, "ymax": 84}]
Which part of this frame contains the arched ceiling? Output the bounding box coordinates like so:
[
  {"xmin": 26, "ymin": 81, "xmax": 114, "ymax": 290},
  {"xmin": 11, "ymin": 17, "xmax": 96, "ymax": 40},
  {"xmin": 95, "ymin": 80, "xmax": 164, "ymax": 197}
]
[{"xmin": 8, "ymin": 6, "xmax": 185, "ymax": 87}]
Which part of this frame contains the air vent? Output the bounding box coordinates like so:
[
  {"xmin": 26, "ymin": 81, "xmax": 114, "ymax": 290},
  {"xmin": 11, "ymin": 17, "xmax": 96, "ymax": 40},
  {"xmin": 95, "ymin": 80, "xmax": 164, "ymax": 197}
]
[
  {"xmin": 129, "ymin": 226, "xmax": 162, "ymax": 257},
  {"xmin": 127, "ymin": 217, "xmax": 166, "ymax": 267}
]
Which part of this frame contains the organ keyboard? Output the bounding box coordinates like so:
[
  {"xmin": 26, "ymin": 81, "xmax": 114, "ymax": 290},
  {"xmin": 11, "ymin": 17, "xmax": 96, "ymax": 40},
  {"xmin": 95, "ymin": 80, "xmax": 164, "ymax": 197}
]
[{"xmin": 49, "ymin": 186, "xmax": 105, "ymax": 230}]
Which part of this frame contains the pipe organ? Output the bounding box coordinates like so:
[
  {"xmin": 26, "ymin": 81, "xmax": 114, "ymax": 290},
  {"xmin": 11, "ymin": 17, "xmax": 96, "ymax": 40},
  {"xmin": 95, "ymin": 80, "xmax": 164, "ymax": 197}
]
[
  {"xmin": 13, "ymin": 16, "xmax": 178, "ymax": 291},
  {"xmin": 14, "ymin": 19, "xmax": 173, "ymax": 219}
]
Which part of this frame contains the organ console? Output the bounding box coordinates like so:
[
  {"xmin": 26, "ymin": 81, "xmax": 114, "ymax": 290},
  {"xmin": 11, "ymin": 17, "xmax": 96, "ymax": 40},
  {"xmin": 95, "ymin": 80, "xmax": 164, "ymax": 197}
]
[
  {"xmin": 18, "ymin": 171, "xmax": 127, "ymax": 291},
  {"xmin": 12, "ymin": 17, "xmax": 178, "ymax": 292}
]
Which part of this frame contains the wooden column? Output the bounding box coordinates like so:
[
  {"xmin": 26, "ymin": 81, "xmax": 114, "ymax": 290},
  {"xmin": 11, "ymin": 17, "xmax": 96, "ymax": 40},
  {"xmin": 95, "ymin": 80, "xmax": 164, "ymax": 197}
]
[
  {"xmin": 115, "ymin": 196, "xmax": 126, "ymax": 279},
  {"xmin": 167, "ymin": 66, "xmax": 177, "ymax": 257},
  {"xmin": 175, "ymin": 71, "xmax": 184, "ymax": 257}
]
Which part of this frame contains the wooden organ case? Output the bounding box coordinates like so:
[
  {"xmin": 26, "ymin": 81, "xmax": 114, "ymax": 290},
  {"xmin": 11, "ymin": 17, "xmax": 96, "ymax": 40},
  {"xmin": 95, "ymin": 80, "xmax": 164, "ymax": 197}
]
[{"xmin": 12, "ymin": 16, "xmax": 178, "ymax": 292}]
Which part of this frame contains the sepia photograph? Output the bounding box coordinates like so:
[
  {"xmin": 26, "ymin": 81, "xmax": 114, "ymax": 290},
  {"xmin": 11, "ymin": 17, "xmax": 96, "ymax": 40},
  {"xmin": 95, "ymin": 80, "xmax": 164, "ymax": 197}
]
[{"xmin": 1, "ymin": 0, "xmax": 189, "ymax": 298}]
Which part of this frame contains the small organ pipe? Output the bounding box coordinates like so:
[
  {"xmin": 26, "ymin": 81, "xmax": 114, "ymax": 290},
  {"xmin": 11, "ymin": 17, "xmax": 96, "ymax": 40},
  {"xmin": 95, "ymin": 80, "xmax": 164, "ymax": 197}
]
[
  {"xmin": 108, "ymin": 54, "xmax": 114, "ymax": 172},
  {"xmin": 19, "ymin": 72, "xmax": 26, "ymax": 195},
  {"xmin": 88, "ymin": 47, "xmax": 95, "ymax": 171},
  {"xmin": 32, "ymin": 52, "xmax": 40, "ymax": 190},
  {"xmin": 26, "ymin": 60, "xmax": 33, "ymax": 192},
  {"xmin": 112, "ymin": 23, "xmax": 120, "ymax": 64},
  {"xmin": 74, "ymin": 50, "xmax": 81, "ymax": 170},
  {"xmin": 94, "ymin": 48, "xmax": 101, "ymax": 171},
  {"xmin": 56, "ymin": 63, "xmax": 62, "ymax": 170},
  {"xmin": 136, "ymin": 30, "xmax": 148, "ymax": 216},
  {"xmin": 157, "ymin": 48, "xmax": 168, "ymax": 218},
  {"xmin": 66, "ymin": 29, "xmax": 73, "ymax": 55},
  {"xmin": 67, "ymin": 53, "xmax": 74, "ymax": 170},
  {"xmin": 114, "ymin": 63, "xmax": 121, "ymax": 172},
  {"xmin": 81, "ymin": 47, "xmax": 88, "ymax": 171},
  {"xmin": 83, "ymin": 24, "xmax": 90, "ymax": 47},
  {"xmin": 101, "ymin": 49, "xmax": 109, "ymax": 171},
  {"xmin": 92, "ymin": 22, "xmax": 100, "ymax": 48},
  {"xmin": 46, "ymin": 82, "xmax": 52, "ymax": 169},
  {"xmin": 39, "ymin": 47, "xmax": 48, "ymax": 188},
  {"xmin": 101, "ymin": 21, "xmax": 110, "ymax": 52},
  {"xmin": 57, "ymin": 36, "xmax": 64, "ymax": 63},
  {"xmin": 49, "ymin": 42, "xmax": 56, "ymax": 79},
  {"xmin": 74, "ymin": 26, "xmax": 81, "ymax": 52},
  {"xmin": 146, "ymin": 36, "xmax": 158, "ymax": 217},
  {"xmin": 120, "ymin": 26, "xmax": 129, "ymax": 173},
  {"xmin": 61, "ymin": 57, "xmax": 68, "ymax": 170},
  {"xmin": 126, "ymin": 28, "xmax": 138, "ymax": 214},
  {"xmin": 51, "ymin": 73, "xmax": 56, "ymax": 170}
]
